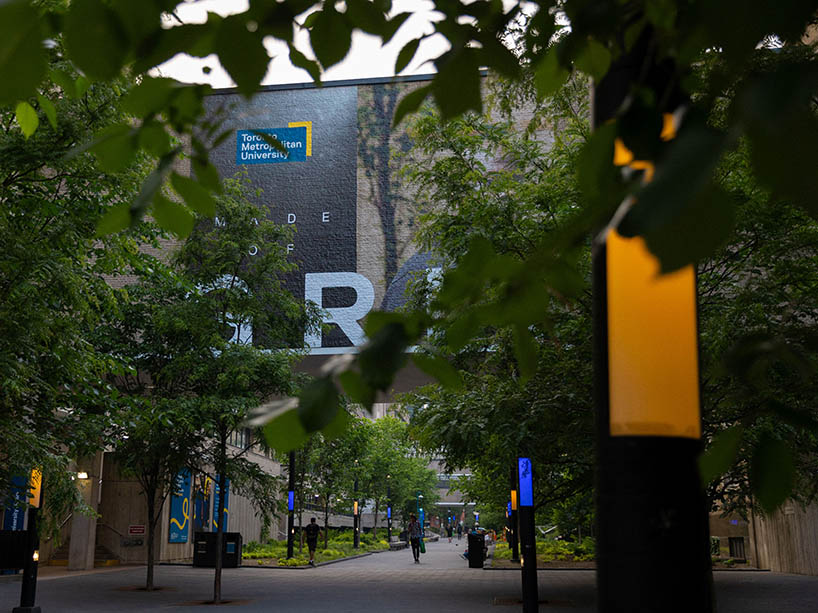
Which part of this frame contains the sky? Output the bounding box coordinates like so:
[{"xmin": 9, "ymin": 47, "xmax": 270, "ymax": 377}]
[{"xmin": 158, "ymin": 0, "xmax": 450, "ymax": 87}]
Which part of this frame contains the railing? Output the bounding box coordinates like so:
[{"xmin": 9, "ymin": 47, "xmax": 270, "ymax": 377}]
[{"xmin": 41, "ymin": 513, "xmax": 73, "ymax": 546}]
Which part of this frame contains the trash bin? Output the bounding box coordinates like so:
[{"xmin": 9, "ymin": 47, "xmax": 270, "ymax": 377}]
[
  {"xmin": 467, "ymin": 532, "xmax": 484, "ymax": 568},
  {"xmin": 193, "ymin": 532, "xmax": 243, "ymax": 568}
]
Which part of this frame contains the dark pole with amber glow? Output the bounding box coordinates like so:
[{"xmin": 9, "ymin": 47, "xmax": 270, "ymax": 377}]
[
  {"xmin": 510, "ymin": 488, "xmax": 519, "ymax": 562},
  {"xmin": 14, "ymin": 469, "xmax": 42, "ymax": 613},
  {"xmin": 592, "ymin": 29, "xmax": 713, "ymax": 612}
]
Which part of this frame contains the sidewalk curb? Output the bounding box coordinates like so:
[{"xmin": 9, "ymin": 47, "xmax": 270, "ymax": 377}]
[{"xmin": 238, "ymin": 552, "xmax": 376, "ymax": 570}]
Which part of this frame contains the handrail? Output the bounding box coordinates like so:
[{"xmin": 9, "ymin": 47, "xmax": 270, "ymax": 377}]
[
  {"xmin": 41, "ymin": 513, "xmax": 73, "ymax": 545},
  {"xmin": 97, "ymin": 523, "xmax": 127, "ymax": 538}
]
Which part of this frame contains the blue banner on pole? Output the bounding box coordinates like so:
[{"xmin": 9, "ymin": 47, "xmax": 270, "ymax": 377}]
[
  {"xmin": 288, "ymin": 490, "xmax": 294, "ymax": 512},
  {"xmin": 387, "ymin": 507, "xmax": 391, "ymax": 519},
  {"xmin": 2, "ymin": 476, "xmax": 27, "ymax": 531},
  {"xmin": 168, "ymin": 470, "xmax": 191, "ymax": 543},
  {"xmin": 236, "ymin": 128, "xmax": 307, "ymax": 165},
  {"xmin": 518, "ymin": 457, "xmax": 533, "ymax": 507},
  {"xmin": 212, "ymin": 478, "xmax": 230, "ymax": 531}
]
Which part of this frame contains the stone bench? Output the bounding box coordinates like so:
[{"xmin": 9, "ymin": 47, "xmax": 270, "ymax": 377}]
[{"xmin": 389, "ymin": 536, "xmax": 408, "ymax": 550}]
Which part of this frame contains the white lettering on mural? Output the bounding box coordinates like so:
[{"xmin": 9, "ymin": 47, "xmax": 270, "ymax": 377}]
[
  {"xmin": 288, "ymin": 213, "xmax": 296, "ymax": 224},
  {"xmin": 238, "ymin": 132, "xmax": 303, "ymax": 162},
  {"xmin": 322, "ymin": 212, "xmax": 330, "ymax": 223},
  {"xmin": 287, "ymin": 244, "xmax": 294, "ymax": 253},
  {"xmin": 304, "ymin": 272, "xmax": 375, "ymax": 348},
  {"xmin": 248, "ymin": 245, "xmax": 258, "ymax": 256},
  {"xmin": 198, "ymin": 275, "xmax": 252, "ymax": 345}
]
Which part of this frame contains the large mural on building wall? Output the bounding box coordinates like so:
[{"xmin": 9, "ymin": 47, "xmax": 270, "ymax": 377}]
[{"xmin": 203, "ymin": 78, "xmax": 427, "ymax": 355}]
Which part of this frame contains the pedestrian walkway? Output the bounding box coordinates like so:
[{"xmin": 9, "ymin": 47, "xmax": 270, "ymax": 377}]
[{"xmin": 2, "ymin": 538, "xmax": 817, "ymax": 612}]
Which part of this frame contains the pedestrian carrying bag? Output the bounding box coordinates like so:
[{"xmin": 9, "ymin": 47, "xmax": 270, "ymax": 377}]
[{"xmin": 419, "ymin": 538, "xmax": 426, "ymax": 554}]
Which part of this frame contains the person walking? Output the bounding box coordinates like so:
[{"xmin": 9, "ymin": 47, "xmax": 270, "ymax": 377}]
[
  {"xmin": 457, "ymin": 523, "xmax": 463, "ymax": 540},
  {"xmin": 447, "ymin": 523, "xmax": 453, "ymax": 543},
  {"xmin": 408, "ymin": 513, "xmax": 423, "ymax": 564},
  {"xmin": 305, "ymin": 517, "xmax": 322, "ymax": 566}
]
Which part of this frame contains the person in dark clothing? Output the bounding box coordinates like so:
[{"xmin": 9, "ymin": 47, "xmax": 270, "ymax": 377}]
[
  {"xmin": 305, "ymin": 517, "xmax": 322, "ymax": 566},
  {"xmin": 408, "ymin": 513, "xmax": 423, "ymax": 563},
  {"xmin": 457, "ymin": 523, "xmax": 463, "ymax": 540}
]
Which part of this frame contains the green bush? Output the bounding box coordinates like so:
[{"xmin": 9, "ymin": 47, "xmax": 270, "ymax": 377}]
[
  {"xmin": 331, "ymin": 531, "xmax": 354, "ymax": 543},
  {"xmin": 493, "ymin": 542, "xmax": 512, "ymax": 560}
]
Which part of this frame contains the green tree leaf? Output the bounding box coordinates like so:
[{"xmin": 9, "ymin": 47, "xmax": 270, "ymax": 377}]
[
  {"xmin": 395, "ymin": 38, "xmax": 420, "ymax": 74},
  {"xmin": 263, "ymin": 407, "xmax": 309, "ymax": 453},
  {"xmin": 288, "ymin": 45, "xmax": 321, "ymax": 83},
  {"xmin": 338, "ymin": 370, "xmax": 376, "ymax": 408},
  {"xmin": 215, "ymin": 16, "xmax": 269, "ymax": 97},
  {"xmin": 310, "ymin": 9, "xmax": 353, "ymax": 69},
  {"xmin": 646, "ymin": 184, "xmax": 735, "ymax": 273},
  {"xmin": 645, "ymin": 0, "xmax": 678, "ymax": 30},
  {"xmin": 699, "ymin": 426, "xmax": 743, "ymax": 485},
  {"xmin": 393, "ymin": 84, "xmax": 432, "ymax": 127},
  {"xmin": 75, "ymin": 76, "xmax": 91, "ymax": 98},
  {"xmin": 298, "ymin": 377, "xmax": 340, "ymax": 433},
  {"xmin": 574, "ymin": 39, "xmax": 611, "ymax": 81},
  {"xmin": 0, "ymin": 1, "xmax": 46, "ymax": 106},
  {"xmin": 95, "ymin": 203, "xmax": 132, "ymax": 237},
  {"xmin": 89, "ymin": 124, "xmax": 138, "ymax": 173},
  {"xmin": 15, "ymin": 101, "xmax": 39, "ymax": 140},
  {"xmin": 358, "ymin": 322, "xmax": 410, "ymax": 392},
  {"xmin": 122, "ymin": 77, "xmax": 177, "ymax": 117},
  {"xmin": 49, "ymin": 70, "xmax": 77, "ymax": 99},
  {"xmin": 512, "ymin": 325, "xmax": 538, "ymax": 381},
  {"xmin": 345, "ymin": 0, "xmax": 388, "ymax": 36},
  {"xmin": 751, "ymin": 434, "xmax": 795, "ymax": 513},
  {"xmin": 252, "ymin": 131, "xmax": 288, "ymax": 156},
  {"xmin": 192, "ymin": 158, "xmax": 223, "ymax": 193},
  {"xmin": 171, "ymin": 172, "xmax": 217, "ymax": 217},
  {"xmin": 411, "ymin": 353, "xmax": 463, "ymax": 391},
  {"xmin": 64, "ymin": 0, "xmax": 130, "ymax": 81},
  {"xmin": 139, "ymin": 120, "xmax": 173, "ymax": 157},
  {"xmin": 382, "ymin": 12, "xmax": 412, "ymax": 44},
  {"xmin": 433, "ymin": 49, "xmax": 482, "ymax": 119},
  {"xmin": 534, "ymin": 49, "xmax": 569, "ymax": 100},
  {"xmin": 36, "ymin": 94, "xmax": 57, "ymax": 130},
  {"xmin": 321, "ymin": 407, "xmax": 352, "ymax": 440},
  {"xmin": 152, "ymin": 194, "xmax": 194, "ymax": 238}
]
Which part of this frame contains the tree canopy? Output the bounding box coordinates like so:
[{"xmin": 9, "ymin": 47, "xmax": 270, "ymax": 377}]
[{"xmin": 3, "ymin": 0, "xmax": 818, "ymax": 514}]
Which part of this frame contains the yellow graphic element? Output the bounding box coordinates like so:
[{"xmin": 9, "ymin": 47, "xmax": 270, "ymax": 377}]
[
  {"xmin": 170, "ymin": 497, "xmax": 190, "ymax": 532},
  {"xmin": 213, "ymin": 509, "xmax": 229, "ymax": 529},
  {"xmin": 288, "ymin": 121, "xmax": 312, "ymax": 156},
  {"xmin": 613, "ymin": 113, "xmax": 676, "ymax": 182},
  {"xmin": 29, "ymin": 469, "xmax": 42, "ymax": 508},
  {"xmin": 606, "ymin": 230, "xmax": 701, "ymax": 439},
  {"xmin": 660, "ymin": 112, "xmax": 677, "ymax": 141},
  {"xmin": 510, "ymin": 490, "xmax": 518, "ymax": 511}
]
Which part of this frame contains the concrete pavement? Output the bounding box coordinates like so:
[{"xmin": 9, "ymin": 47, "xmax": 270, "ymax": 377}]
[{"xmin": 2, "ymin": 538, "xmax": 818, "ymax": 612}]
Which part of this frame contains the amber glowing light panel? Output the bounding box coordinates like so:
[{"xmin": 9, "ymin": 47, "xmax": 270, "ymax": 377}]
[{"xmin": 606, "ymin": 230, "xmax": 701, "ymax": 438}]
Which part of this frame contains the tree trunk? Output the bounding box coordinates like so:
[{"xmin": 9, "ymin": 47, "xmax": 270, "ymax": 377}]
[
  {"xmin": 372, "ymin": 500, "xmax": 380, "ymax": 539},
  {"xmin": 298, "ymin": 506, "xmax": 304, "ymax": 553},
  {"xmin": 145, "ymin": 492, "xmax": 156, "ymax": 591},
  {"xmin": 323, "ymin": 502, "xmax": 330, "ymax": 550}
]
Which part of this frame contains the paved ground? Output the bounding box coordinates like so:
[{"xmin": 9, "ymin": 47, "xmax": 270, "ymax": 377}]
[{"xmin": 2, "ymin": 538, "xmax": 818, "ymax": 612}]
